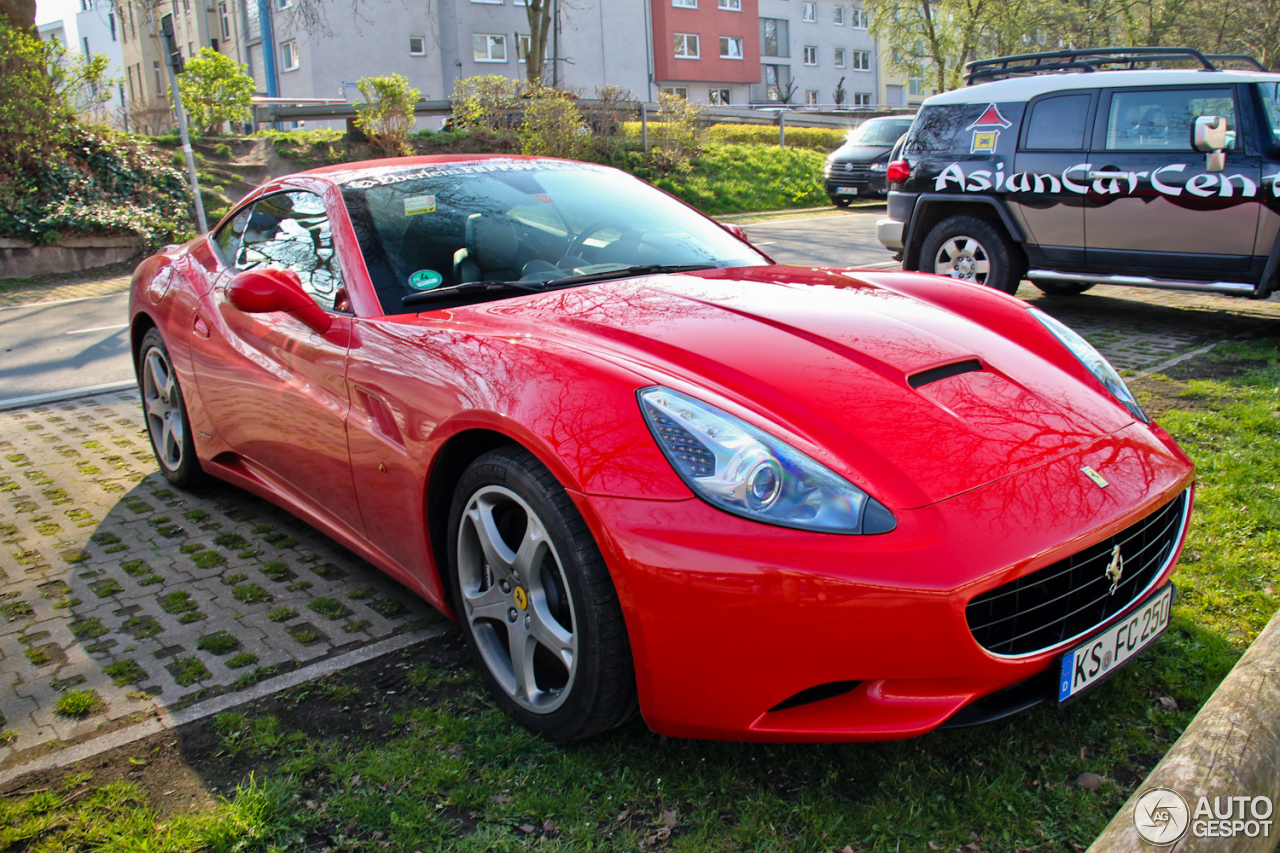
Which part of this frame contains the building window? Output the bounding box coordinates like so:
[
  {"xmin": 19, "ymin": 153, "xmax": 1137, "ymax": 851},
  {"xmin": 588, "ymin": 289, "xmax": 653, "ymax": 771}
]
[
  {"xmin": 805, "ymin": 90, "xmax": 819, "ymax": 106},
  {"xmin": 909, "ymin": 77, "xmax": 924, "ymax": 95},
  {"xmin": 674, "ymin": 33, "xmax": 699, "ymax": 58},
  {"xmin": 275, "ymin": 0, "xmax": 291, "ymax": 8},
  {"xmin": 219, "ymin": 3, "xmax": 230, "ymax": 39},
  {"xmin": 182, "ymin": 0, "xmax": 190, "ymax": 12},
  {"xmin": 803, "ymin": 45, "xmax": 817, "ymax": 65},
  {"xmin": 851, "ymin": 6, "xmax": 868, "ymax": 27},
  {"xmin": 662, "ymin": 86, "xmax": 688, "ymax": 98},
  {"xmin": 517, "ymin": 34, "xmax": 545, "ymax": 63},
  {"xmin": 280, "ymin": 39, "xmax": 298, "ymax": 70},
  {"xmin": 834, "ymin": 47, "xmax": 846, "ymax": 67},
  {"xmin": 471, "ymin": 0, "xmax": 503, "ymax": 4},
  {"xmin": 760, "ymin": 18, "xmax": 788, "ymax": 57},
  {"xmin": 802, "ymin": 2, "xmax": 816, "ymax": 22},
  {"xmin": 853, "ymin": 92, "xmax": 871, "ymax": 106},
  {"xmin": 512, "ymin": 0, "xmax": 526, "ymax": 5},
  {"xmin": 763, "ymin": 64, "xmax": 789, "ymax": 101},
  {"xmin": 128, "ymin": 5, "xmax": 135, "ymax": 39},
  {"xmin": 109, "ymin": 12, "xmax": 116, "ymax": 40},
  {"xmin": 852, "ymin": 49, "xmax": 870, "ymax": 70},
  {"xmin": 720, "ymin": 36, "xmax": 743, "ymax": 59},
  {"xmin": 718, "ymin": 0, "xmax": 741, "ymax": 8},
  {"xmin": 834, "ymin": 5, "xmax": 845, "ymax": 24},
  {"xmin": 473, "ymin": 33, "xmax": 507, "ymax": 62},
  {"xmin": 152, "ymin": 60, "xmax": 163, "ymax": 97},
  {"xmin": 709, "ymin": 88, "xmax": 731, "ymax": 104},
  {"xmin": 673, "ymin": 0, "xmax": 697, "ymax": 6},
  {"xmin": 409, "ymin": 35, "xmax": 425, "ymax": 55}
]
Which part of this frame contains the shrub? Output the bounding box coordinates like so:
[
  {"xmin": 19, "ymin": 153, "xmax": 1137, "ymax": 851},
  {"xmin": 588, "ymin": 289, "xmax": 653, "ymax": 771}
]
[
  {"xmin": 518, "ymin": 86, "xmax": 587, "ymax": 159},
  {"xmin": 177, "ymin": 48, "xmax": 254, "ymax": 135},
  {"xmin": 0, "ymin": 19, "xmax": 73, "ymax": 176},
  {"xmin": 650, "ymin": 92, "xmax": 706, "ymax": 173},
  {"xmin": 451, "ymin": 74, "xmax": 524, "ymax": 145},
  {"xmin": 355, "ymin": 73, "xmax": 420, "ymax": 158},
  {"xmin": 584, "ymin": 84, "xmax": 637, "ymax": 163}
]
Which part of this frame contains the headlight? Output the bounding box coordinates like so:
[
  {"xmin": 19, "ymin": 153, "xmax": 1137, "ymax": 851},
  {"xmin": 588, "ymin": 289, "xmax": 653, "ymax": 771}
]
[
  {"xmin": 638, "ymin": 387, "xmax": 896, "ymax": 534},
  {"xmin": 870, "ymin": 161, "xmax": 888, "ymax": 172},
  {"xmin": 1028, "ymin": 307, "xmax": 1149, "ymax": 423}
]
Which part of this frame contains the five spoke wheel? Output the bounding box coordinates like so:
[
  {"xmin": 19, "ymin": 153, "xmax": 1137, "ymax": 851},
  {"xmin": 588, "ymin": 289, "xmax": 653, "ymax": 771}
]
[
  {"xmin": 137, "ymin": 328, "xmax": 204, "ymax": 488},
  {"xmin": 932, "ymin": 236, "xmax": 990, "ymax": 284},
  {"xmin": 456, "ymin": 485, "xmax": 577, "ymax": 714}
]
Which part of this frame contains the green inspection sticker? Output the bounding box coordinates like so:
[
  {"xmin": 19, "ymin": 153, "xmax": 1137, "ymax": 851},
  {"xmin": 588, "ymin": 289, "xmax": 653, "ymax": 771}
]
[{"xmin": 408, "ymin": 269, "xmax": 444, "ymax": 290}]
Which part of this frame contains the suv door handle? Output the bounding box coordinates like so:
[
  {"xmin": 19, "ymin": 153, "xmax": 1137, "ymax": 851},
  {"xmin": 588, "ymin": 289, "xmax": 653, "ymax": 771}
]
[{"xmin": 1086, "ymin": 170, "xmax": 1128, "ymax": 180}]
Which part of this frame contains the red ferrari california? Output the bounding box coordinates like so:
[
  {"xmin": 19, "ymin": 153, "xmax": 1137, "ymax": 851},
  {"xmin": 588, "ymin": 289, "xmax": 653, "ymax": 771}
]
[{"xmin": 129, "ymin": 155, "xmax": 1193, "ymax": 742}]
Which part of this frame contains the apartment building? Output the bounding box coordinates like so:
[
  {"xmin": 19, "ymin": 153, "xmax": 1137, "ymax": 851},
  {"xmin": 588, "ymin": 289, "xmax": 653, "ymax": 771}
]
[
  {"xmin": 76, "ymin": 0, "xmax": 129, "ymax": 128},
  {"xmin": 107, "ymin": 0, "xmax": 893, "ymax": 130}
]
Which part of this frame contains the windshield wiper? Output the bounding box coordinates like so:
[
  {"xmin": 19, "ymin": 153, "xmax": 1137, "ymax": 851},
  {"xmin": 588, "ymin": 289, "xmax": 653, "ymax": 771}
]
[
  {"xmin": 402, "ymin": 279, "xmax": 545, "ymax": 308},
  {"xmin": 543, "ymin": 264, "xmax": 718, "ymax": 288}
]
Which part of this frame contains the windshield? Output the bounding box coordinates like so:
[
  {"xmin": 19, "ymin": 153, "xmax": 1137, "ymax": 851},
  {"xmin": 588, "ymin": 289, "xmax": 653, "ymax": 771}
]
[
  {"xmin": 1261, "ymin": 81, "xmax": 1280, "ymax": 140},
  {"xmin": 340, "ymin": 160, "xmax": 767, "ymax": 312},
  {"xmin": 846, "ymin": 118, "xmax": 914, "ymax": 147}
]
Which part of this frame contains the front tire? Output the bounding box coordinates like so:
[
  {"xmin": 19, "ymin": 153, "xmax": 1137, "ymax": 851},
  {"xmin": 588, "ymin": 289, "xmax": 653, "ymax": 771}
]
[
  {"xmin": 138, "ymin": 327, "xmax": 205, "ymax": 489},
  {"xmin": 920, "ymin": 215, "xmax": 1023, "ymax": 295},
  {"xmin": 830, "ymin": 195, "xmax": 853, "ymax": 208},
  {"xmin": 447, "ymin": 446, "xmax": 636, "ymax": 740}
]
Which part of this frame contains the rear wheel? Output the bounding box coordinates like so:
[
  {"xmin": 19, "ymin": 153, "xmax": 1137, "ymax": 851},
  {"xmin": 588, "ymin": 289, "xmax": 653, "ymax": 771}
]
[
  {"xmin": 920, "ymin": 215, "xmax": 1023, "ymax": 295},
  {"xmin": 1031, "ymin": 280, "xmax": 1096, "ymax": 296},
  {"xmin": 448, "ymin": 446, "xmax": 636, "ymax": 740},
  {"xmin": 138, "ymin": 327, "xmax": 205, "ymax": 489}
]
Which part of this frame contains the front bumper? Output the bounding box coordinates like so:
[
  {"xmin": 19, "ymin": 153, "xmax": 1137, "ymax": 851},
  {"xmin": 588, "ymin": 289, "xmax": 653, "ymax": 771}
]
[{"xmin": 571, "ymin": 423, "xmax": 1193, "ymax": 742}]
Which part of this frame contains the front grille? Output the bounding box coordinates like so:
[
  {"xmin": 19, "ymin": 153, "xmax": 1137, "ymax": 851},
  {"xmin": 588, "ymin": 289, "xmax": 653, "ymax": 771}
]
[
  {"xmin": 826, "ymin": 165, "xmax": 873, "ymax": 187},
  {"xmin": 966, "ymin": 490, "xmax": 1188, "ymax": 657}
]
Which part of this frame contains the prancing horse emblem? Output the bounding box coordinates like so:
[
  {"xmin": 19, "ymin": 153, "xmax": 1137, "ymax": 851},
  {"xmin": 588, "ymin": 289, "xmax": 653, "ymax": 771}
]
[{"xmin": 1106, "ymin": 545, "xmax": 1124, "ymax": 595}]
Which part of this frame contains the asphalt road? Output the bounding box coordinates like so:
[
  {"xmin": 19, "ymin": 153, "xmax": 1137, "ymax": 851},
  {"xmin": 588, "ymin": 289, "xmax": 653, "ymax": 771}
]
[
  {"xmin": 740, "ymin": 209, "xmax": 895, "ymax": 269},
  {"xmin": 0, "ymin": 291, "xmax": 133, "ymax": 406}
]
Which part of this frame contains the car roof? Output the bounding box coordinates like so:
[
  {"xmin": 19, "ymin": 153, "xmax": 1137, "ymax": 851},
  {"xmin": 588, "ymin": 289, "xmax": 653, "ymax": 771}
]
[{"xmin": 925, "ymin": 68, "xmax": 1280, "ymax": 105}]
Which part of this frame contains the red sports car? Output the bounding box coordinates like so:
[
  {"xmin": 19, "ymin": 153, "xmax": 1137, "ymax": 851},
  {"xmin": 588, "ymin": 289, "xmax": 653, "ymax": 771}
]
[{"xmin": 129, "ymin": 155, "xmax": 1193, "ymax": 742}]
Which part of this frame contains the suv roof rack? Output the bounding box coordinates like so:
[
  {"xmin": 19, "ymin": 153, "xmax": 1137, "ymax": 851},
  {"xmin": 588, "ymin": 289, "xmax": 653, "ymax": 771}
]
[
  {"xmin": 963, "ymin": 46, "xmax": 1260, "ymax": 85},
  {"xmin": 1204, "ymin": 53, "xmax": 1268, "ymax": 71}
]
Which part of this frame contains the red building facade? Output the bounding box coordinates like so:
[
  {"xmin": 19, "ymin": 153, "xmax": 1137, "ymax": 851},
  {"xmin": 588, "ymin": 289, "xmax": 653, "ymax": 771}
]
[{"xmin": 650, "ymin": 0, "xmax": 761, "ymax": 97}]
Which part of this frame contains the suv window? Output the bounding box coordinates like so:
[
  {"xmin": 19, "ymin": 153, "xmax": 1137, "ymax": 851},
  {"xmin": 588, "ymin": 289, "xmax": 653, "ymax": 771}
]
[
  {"xmin": 1260, "ymin": 82, "xmax": 1280, "ymax": 139},
  {"xmin": 900, "ymin": 105, "xmax": 969, "ymax": 154},
  {"xmin": 1024, "ymin": 94, "xmax": 1091, "ymax": 150},
  {"xmin": 237, "ymin": 191, "xmax": 346, "ymax": 312},
  {"xmin": 1104, "ymin": 88, "xmax": 1237, "ymax": 151}
]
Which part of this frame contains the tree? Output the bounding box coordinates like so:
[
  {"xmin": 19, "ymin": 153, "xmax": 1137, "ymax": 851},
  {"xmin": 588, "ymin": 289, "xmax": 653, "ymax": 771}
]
[
  {"xmin": 0, "ymin": 18, "xmax": 73, "ymax": 175},
  {"xmin": 833, "ymin": 75, "xmax": 847, "ymax": 107},
  {"xmin": 0, "ymin": 0, "xmax": 34, "ymax": 29},
  {"xmin": 177, "ymin": 48, "xmax": 254, "ymax": 135},
  {"xmin": 355, "ymin": 73, "xmax": 420, "ymax": 157},
  {"xmin": 523, "ymin": 0, "xmax": 554, "ymax": 85}
]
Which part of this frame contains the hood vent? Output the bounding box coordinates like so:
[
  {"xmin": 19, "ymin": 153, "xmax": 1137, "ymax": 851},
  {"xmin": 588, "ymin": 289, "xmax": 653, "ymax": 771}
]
[{"xmin": 908, "ymin": 359, "xmax": 984, "ymax": 389}]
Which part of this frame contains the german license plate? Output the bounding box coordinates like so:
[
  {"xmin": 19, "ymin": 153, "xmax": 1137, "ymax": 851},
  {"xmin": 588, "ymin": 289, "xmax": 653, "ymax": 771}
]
[
  {"xmin": 836, "ymin": 186, "xmax": 859, "ymax": 195},
  {"xmin": 1057, "ymin": 584, "xmax": 1173, "ymax": 702}
]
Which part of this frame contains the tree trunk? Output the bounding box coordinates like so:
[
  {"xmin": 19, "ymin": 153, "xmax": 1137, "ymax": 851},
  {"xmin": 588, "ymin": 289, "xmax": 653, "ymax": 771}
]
[
  {"xmin": 525, "ymin": 0, "xmax": 552, "ymax": 86},
  {"xmin": 0, "ymin": 0, "xmax": 36, "ymax": 29}
]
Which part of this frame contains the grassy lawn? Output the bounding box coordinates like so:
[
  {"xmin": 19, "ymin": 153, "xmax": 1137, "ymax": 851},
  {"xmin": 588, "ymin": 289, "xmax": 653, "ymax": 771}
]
[{"xmin": 3, "ymin": 338, "xmax": 1278, "ymax": 852}]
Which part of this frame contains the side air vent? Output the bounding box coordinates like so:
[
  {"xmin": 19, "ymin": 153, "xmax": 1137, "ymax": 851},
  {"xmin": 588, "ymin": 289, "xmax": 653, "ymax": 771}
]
[
  {"xmin": 768, "ymin": 680, "xmax": 863, "ymax": 712},
  {"xmin": 908, "ymin": 359, "xmax": 983, "ymax": 389}
]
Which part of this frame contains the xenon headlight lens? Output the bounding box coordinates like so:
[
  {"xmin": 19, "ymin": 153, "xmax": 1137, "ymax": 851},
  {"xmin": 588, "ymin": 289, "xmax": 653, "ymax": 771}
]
[
  {"xmin": 638, "ymin": 387, "xmax": 896, "ymax": 534},
  {"xmin": 1029, "ymin": 306, "xmax": 1149, "ymax": 423}
]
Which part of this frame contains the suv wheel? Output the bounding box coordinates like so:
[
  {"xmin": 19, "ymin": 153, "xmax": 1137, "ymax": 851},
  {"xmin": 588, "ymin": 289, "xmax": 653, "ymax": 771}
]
[
  {"xmin": 1031, "ymin": 280, "xmax": 1095, "ymax": 296},
  {"xmin": 920, "ymin": 215, "xmax": 1022, "ymax": 295}
]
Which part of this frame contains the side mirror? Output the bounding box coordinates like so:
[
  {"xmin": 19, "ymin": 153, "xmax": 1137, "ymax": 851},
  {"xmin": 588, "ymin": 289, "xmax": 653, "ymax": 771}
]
[
  {"xmin": 723, "ymin": 223, "xmax": 750, "ymax": 242},
  {"xmin": 227, "ymin": 268, "xmax": 332, "ymax": 334},
  {"xmin": 1193, "ymin": 115, "xmax": 1227, "ymax": 152},
  {"xmin": 1193, "ymin": 115, "xmax": 1228, "ymax": 172}
]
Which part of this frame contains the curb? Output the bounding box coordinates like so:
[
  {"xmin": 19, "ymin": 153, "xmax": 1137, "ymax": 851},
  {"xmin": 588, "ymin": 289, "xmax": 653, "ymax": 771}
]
[
  {"xmin": 0, "ymin": 381, "xmax": 136, "ymax": 412},
  {"xmin": 1088, "ymin": 605, "xmax": 1280, "ymax": 852},
  {"xmin": 0, "ymin": 626, "xmax": 448, "ymax": 788}
]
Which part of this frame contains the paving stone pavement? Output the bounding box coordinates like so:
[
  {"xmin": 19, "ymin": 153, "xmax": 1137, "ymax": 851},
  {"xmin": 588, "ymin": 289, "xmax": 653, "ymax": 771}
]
[{"xmin": 0, "ymin": 390, "xmax": 443, "ymax": 772}]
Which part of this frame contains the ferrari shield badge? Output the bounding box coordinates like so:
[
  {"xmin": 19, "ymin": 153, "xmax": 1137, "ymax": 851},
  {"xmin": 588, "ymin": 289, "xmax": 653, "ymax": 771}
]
[
  {"xmin": 1081, "ymin": 466, "xmax": 1109, "ymax": 488},
  {"xmin": 967, "ymin": 103, "xmax": 1012, "ymax": 153}
]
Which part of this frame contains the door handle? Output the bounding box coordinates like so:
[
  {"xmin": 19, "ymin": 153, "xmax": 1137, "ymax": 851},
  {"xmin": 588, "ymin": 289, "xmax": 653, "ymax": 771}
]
[{"xmin": 1086, "ymin": 170, "xmax": 1128, "ymax": 181}]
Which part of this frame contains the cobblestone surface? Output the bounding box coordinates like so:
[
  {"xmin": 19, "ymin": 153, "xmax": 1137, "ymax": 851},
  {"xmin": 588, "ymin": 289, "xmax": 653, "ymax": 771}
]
[
  {"xmin": 0, "ymin": 266, "xmax": 133, "ymax": 310},
  {"xmin": 0, "ymin": 391, "xmax": 441, "ymax": 770}
]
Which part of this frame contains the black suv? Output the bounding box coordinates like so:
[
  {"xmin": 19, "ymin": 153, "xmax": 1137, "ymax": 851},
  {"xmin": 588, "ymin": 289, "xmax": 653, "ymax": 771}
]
[
  {"xmin": 876, "ymin": 48, "xmax": 1280, "ymax": 298},
  {"xmin": 824, "ymin": 116, "xmax": 915, "ymax": 205}
]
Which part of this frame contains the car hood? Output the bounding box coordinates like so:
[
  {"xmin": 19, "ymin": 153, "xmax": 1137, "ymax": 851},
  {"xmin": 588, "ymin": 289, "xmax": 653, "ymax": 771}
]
[
  {"xmin": 441, "ymin": 267, "xmax": 1135, "ymax": 509},
  {"xmin": 830, "ymin": 145, "xmax": 891, "ymax": 163}
]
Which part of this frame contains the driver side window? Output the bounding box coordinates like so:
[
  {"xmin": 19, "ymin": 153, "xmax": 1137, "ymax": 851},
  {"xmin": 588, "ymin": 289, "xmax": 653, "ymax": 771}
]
[{"xmin": 237, "ymin": 191, "xmax": 348, "ymax": 312}]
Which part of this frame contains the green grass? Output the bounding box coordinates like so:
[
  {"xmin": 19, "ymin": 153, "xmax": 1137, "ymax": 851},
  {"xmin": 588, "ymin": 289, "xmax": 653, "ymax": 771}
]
[
  {"xmin": 646, "ymin": 143, "xmax": 830, "ymax": 215},
  {"xmin": 307, "ymin": 597, "xmax": 352, "ymax": 620},
  {"xmin": 233, "ymin": 583, "xmax": 273, "ymax": 604},
  {"xmin": 102, "ymin": 659, "xmax": 148, "ymax": 686},
  {"xmin": 6, "ymin": 340, "xmax": 1279, "ymax": 851},
  {"xmin": 197, "ymin": 631, "xmax": 242, "ymax": 655},
  {"xmin": 170, "ymin": 656, "xmax": 211, "ymax": 686},
  {"xmin": 53, "ymin": 689, "xmax": 103, "ymax": 718}
]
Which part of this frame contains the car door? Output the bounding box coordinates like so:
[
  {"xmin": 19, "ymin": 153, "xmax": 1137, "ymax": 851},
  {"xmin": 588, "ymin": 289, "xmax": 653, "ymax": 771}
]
[
  {"xmin": 1084, "ymin": 85, "xmax": 1262, "ymax": 276},
  {"xmin": 1013, "ymin": 90, "xmax": 1097, "ymax": 267},
  {"xmin": 191, "ymin": 189, "xmax": 365, "ymax": 539}
]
